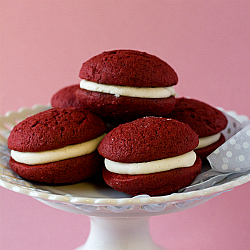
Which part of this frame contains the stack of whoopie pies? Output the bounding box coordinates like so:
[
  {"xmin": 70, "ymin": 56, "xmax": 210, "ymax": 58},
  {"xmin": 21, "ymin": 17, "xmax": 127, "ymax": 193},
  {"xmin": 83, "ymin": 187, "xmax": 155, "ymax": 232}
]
[{"xmin": 8, "ymin": 49, "xmax": 227, "ymax": 196}]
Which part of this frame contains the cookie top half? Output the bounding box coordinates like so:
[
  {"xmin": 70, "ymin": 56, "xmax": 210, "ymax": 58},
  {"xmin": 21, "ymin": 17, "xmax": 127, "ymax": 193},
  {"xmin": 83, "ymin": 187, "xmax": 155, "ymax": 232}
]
[
  {"xmin": 79, "ymin": 50, "xmax": 178, "ymax": 87},
  {"xmin": 98, "ymin": 117, "xmax": 199, "ymax": 163},
  {"xmin": 8, "ymin": 108, "xmax": 107, "ymax": 152},
  {"xmin": 168, "ymin": 98, "xmax": 228, "ymax": 137},
  {"xmin": 51, "ymin": 84, "xmax": 85, "ymax": 109}
]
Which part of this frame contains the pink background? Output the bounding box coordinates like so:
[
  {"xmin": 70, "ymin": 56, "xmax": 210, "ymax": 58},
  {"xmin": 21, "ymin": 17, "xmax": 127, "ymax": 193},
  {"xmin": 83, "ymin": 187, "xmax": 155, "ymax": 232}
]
[{"xmin": 1, "ymin": 1, "xmax": 250, "ymax": 249}]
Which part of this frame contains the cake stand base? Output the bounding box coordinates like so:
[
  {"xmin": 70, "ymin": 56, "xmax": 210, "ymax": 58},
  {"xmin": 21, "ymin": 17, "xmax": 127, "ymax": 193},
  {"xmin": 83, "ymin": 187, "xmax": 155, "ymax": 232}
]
[{"xmin": 75, "ymin": 216, "xmax": 166, "ymax": 250}]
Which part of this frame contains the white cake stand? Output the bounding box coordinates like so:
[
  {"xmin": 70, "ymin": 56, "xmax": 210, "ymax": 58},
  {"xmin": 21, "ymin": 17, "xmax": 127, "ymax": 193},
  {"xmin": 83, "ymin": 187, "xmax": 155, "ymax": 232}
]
[{"xmin": 1, "ymin": 105, "xmax": 250, "ymax": 250}]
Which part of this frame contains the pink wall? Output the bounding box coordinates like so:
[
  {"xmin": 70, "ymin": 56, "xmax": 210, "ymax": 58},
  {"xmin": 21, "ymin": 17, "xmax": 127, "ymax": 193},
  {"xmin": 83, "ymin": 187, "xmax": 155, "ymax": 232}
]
[{"xmin": 1, "ymin": 1, "xmax": 250, "ymax": 249}]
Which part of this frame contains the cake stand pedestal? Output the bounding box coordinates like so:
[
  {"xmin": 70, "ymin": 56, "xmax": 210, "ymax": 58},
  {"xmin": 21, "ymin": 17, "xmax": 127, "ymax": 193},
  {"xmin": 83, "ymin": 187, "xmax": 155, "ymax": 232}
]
[{"xmin": 76, "ymin": 216, "xmax": 164, "ymax": 250}]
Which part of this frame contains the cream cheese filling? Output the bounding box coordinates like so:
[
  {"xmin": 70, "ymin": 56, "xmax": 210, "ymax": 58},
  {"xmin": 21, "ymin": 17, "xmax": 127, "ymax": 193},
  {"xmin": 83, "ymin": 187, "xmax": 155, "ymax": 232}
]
[
  {"xmin": 11, "ymin": 134, "xmax": 106, "ymax": 165},
  {"xmin": 196, "ymin": 133, "xmax": 221, "ymax": 149},
  {"xmin": 80, "ymin": 79, "xmax": 176, "ymax": 98},
  {"xmin": 104, "ymin": 150, "xmax": 196, "ymax": 175}
]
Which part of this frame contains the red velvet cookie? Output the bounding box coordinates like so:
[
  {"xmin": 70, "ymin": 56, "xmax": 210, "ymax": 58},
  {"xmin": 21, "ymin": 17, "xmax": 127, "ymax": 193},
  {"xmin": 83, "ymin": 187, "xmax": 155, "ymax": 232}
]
[
  {"xmin": 167, "ymin": 97, "xmax": 228, "ymax": 159},
  {"xmin": 76, "ymin": 49, "xmax": 178, "ymax": 122},
  {"xmin": 79, "ymin": 50, "xmax": 178, "ymax": 87},
  {"xmin": 98, "ymin": 117, "xmax": 202, "ymax": 196},
  {"xmin": 8, "ymin": 108, "xmax": 107, "ymax": 184},
  {"xmin": 51, "ymin": 84, "xmax": 86, "ymax": 109}
]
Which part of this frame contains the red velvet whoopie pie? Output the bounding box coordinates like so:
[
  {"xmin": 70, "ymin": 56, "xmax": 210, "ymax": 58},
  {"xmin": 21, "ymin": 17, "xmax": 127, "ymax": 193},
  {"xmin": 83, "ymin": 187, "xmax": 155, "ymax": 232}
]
[
  {"xmin": 51, "ymin": 84, "xmax": 86, "ymax": 109},
  {"xmin": 98, "ymin": 117, "xmax": 202, "ymax": 196},
  {"xmin": 76, "ymin": 49, "xmax": 178, "ymax": 122},
  {"xmin": 8, "ymin": 107, "xmax": 107, "ymax": 184},
  {"xmin": 167, "ymin": 97, "xmax": 228, "ymax": 160}
]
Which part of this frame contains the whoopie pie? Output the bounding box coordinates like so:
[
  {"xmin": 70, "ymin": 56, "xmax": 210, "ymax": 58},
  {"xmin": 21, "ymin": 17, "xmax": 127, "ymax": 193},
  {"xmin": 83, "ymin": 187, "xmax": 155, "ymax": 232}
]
[
  {"xmin": 98, "ymin": 117, "xmax": 202, "ymax": 196},
  {"xmin": 8, "ymin": 107, "xmax": 107, "ymax": 184},
  {"xmin": 168, "ymin": 97, "xmax": 228, "ymax": 160},
  {"xmin": 76, "ymin": 49, "xmax": 178, "ymax": 122},
  {"xmin": 51, "ymin": 84, "xmax": 85, "ymax": 109}
]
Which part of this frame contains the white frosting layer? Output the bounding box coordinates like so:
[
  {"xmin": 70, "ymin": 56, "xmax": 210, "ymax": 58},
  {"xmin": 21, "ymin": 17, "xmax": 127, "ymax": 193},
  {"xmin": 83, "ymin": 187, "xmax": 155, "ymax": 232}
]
[
  {"xmin": 196, "ymin": 133, "xmax": 221, "ymax": 149},
  {"xmin": 11, "ymin": 134, "xmax": 106, "ymax": 165},
  {"xmin": 80, "ymin": 79, "xmax": 176, "ymax": 98},
  {"xmin": 105, "ymin": 150, "xmax": 196, "ymax": 175}
]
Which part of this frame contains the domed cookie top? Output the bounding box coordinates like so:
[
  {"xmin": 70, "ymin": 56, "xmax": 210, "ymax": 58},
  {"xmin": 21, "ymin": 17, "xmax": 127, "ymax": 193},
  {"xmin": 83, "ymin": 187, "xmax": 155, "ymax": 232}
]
[
  {"xmin": 51, "ymin": 84, "xmax": 85, "ymax": 109},
  {"xmin": 8, "ymin": 107, "xmax": 107, "ymax": 152},
  {"xmin": 168, "ymin": 97, "xmax": 228, "ymax": 137},
  {"xmin": 98, "ymin": 117, "xmax": 199, "ymax": 163},
  {"xmin": 79, "ymin": 49, "xmax": 178, "ymax": 87}
]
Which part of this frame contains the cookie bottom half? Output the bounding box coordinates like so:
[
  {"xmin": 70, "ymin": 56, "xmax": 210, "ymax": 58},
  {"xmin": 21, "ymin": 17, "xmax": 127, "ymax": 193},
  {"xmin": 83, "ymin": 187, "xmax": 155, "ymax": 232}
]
[
  {"xmin": 103, "ymin": 156, "xmax": 202, "ymax": 196},
  {"xmin": 9, "ymin": 151, "xmax": 104, "ymax": 184},
  {"xmin": 195, "ymin": 134, "xmax": 225, "ymax": 160},
  {"xmin": 76, "ymin": 89, "xmax": 176, "ymax": 122}
]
